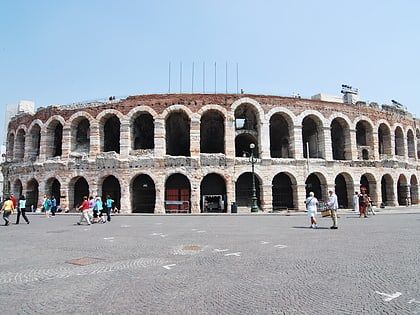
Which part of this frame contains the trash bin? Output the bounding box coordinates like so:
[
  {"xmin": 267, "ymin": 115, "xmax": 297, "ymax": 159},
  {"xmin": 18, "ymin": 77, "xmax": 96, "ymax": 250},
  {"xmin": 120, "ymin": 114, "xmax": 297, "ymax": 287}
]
[{"xmin": 231, "ymin": 202, "xmax": 237, "ymax": 213}]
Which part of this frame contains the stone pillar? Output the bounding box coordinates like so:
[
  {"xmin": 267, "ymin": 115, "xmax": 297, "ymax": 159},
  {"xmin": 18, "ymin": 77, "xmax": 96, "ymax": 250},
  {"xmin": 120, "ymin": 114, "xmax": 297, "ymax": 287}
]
[
  {"xmin": 119, "ymin": 120, "xmax": 130, "ymax": 159},
  {"xmin": 154, "ymin": 118, "xmax": 165, "ymax": 158},
  {"xmin": 260, "ymin": 120, "xmax": 270, "ymax": 159},
  {"xmin": 190, "ymin": 114, "xmax": 200, "ymax": 158},
  {"xmin": 190, "ymin": 173, "xmax": 200, "ymax": 214},
  {"xmin": 61, "ymin": 125, "xmax": 71, "ymax": 159},
  {"xmin": 292, "ymin": 125, "xmax": 304, "ymax": 159},
  {"xmin": 349, "ymin": 128, "xmax": 358, "ymax": 161},
  {"xmin": 89, "ymin": 122, "xmax": 100, "ymax": 158},
  {"xmin": 262, "ymin": 181, "xmax": 272, "ymax": 212},
  {"xmin": 323, "ymin": 126, "xmax": 333, "ymax": 160},
  {"xmin": 371, "ymin": 130, "xmax": 379, "ymax": 160},
  {"xmin": 155, "ymin": 177, "xmax": 166, "ymax": 214},
  {"xmin": 296, "ymin": 183, "xmax": 307, "ymax": 211}
]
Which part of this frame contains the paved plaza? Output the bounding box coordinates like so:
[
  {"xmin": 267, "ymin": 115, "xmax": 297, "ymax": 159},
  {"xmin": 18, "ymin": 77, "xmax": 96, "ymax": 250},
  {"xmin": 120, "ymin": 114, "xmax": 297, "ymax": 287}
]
[{"xmin": 1, "ymin": 207, "xmax": 419, "ymax": 314}]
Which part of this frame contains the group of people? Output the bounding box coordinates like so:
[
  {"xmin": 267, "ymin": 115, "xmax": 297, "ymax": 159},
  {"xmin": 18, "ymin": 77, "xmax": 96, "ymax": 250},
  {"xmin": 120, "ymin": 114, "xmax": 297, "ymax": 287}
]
[
  {"xmin": 76, "ymin": 195, "xmax": 114, "ymax": 226},
  {"xmin": 304, "ymin": 190, "xmax": 339, "ymax": 229},
  {"xmin": 353, "ymin": 189, "xmax": 376, "ymax": 217},
  {"xmin": 42, "ymin": 195, "xmax": 58, "ymax": 217},
  {"xmin": 1, "ymin": 193, "xmax": 30, "ymax": 226},
  {"xmin": 304, "ymin": 187, "xmax": 377, "ymax": 229}
]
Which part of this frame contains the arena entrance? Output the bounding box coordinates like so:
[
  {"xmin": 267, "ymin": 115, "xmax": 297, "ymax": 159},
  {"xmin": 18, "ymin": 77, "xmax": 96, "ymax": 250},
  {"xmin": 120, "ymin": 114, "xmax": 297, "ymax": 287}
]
[
  {"xmin": 102, "ymin": 175, "xmax": 121, "ymax": 211},
  {"xmin": 131, "ymin": 174, "xmax": 156, "ymax": 213},
  {"xmin": 200, "ymin": 173, "xmax": 227, "ymax": 213},
  {"xmin": 165, "ymin": 174, "xmax": 191, "ymax": 213},
  {"xmin": 272, "ymin": 173, "xmax": 294, "ymax": 211},
  {"xmin": 235, "ymin": 172, "xmax": 261, "ymax": 211}
]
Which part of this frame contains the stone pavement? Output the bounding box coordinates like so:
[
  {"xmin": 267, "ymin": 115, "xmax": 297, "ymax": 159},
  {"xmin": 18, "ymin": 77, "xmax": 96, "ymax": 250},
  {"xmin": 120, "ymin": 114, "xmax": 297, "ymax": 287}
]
[{"xmin": 0, "ymin": 207, "xmax": 419, "ymax": 314}]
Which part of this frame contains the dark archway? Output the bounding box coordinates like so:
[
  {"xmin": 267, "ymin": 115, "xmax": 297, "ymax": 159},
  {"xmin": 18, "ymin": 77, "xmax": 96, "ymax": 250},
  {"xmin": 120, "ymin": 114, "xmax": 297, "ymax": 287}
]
[
  {"xmin": 102, "ymin": 175, "xmax": 121, "ymax": 210},
  {"xmin": 74, "ymin": 177, "xmax": 89, "ymax": 208},
  {"xmin": 270, "ymin": 114, "xmax": 291, "ymax": 158},
  {"xmin": 272, "ymin": 173, "xmax": 293, "ymax": 210},
  {"xmin": 334, "ymin": 174, "xmax": 348, "ymax": 208},
  {"xmin": 132, "ymin": 174, "xmax": 156, "ymax": 213},
  {"xmin": 235, "ymin": 172, "xmax": 261, "ymax": 209},
  {"xmin": 132, "ymin": 113, "xmax": 154, "ymax": 150},
  {"xmin": 165, "ymin": 174, "xmax": 191, "ymax": 213},
  {"xmin": 200, "ymin": 173, "xmax": 227, "ymax": 212},
  {"xmin": 305, "ymin": 174, "xmax": 322, "ymax": 200},
  {"xmin": 200, "ymin": 111, "xmax": 225, "ymax": 154},
  {"xmin": 166, "ymin": 111, "xmax": 190, "ymax": 156},
  {"xmin": 104, "ymin": 115, "xmax": 120, "ymax": 153},
  {"xmin": 302, "ymin": 116, "xmax": 324, "ymax": 159},
  {"xmin": 26, "ymin": 179, "xmax": 39, "ymax": 211}
]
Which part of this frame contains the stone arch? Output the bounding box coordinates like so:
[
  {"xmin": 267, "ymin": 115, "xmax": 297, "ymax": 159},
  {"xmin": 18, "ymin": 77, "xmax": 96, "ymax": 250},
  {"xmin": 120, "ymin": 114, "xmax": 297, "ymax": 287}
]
[
  {"xmin": 6, "ymin": 132, "xmax": 15, "ymax": 161},
  {"xmin": 410, "ymin": 174, "xmax": 418, "ymax": 205},
  {"xmin": 27, "ymin": 123, "xmax": 41, "ymax": 160},
  {"xmin": 166, "ymin": 110, "xmax": 190, "ymax": 156},
  {"xmin": 355, "ymin": 119, "xmax": 374, "ymax": 159},
  {"xmin": 11, "ymin": 178, "xmax": 23, "ymax": 197},
  {"xmin": 330, "ymin": 117, "xmax": 351, "ymax": 160},
  {"xmin": 26, "ymin": 178, "xmax": 39, "ymax": 211},
  {"xmin": 234, "ymin": 101, "xmax": 262, "ymax": 157},
  {"xmin": 200, "ymin": 173, "xmax": 227, "ymax": 212},
  {"xmin": 235, "ymin": 133, "xmax": 259, "ymax": 158},
  {"xmin": 407, "ymin": 128, "xmax": 415, "ymax": 158},
  {"xmin": 272, "ymin": 172, "xmax": 296, "ymax": 210},
  {"xmin": 305, "ymin": 172, "xmax": 328, "ymax": 200},
  {"xmin": 131, "ymin": 173, "xmax": 156, "ymax": 213},
  {"xmin": 416, "ymin": 128, "xmax": 420, "ymax": 159},
  {"xmin": 43, "ymin": 177, "xmax": 62, "ymax": 206},
  {"xmin": 397, "ymin": 174, "xmax": 409, "ymax": 206},
  {"xmin": 69, "ymin": 176, "xmax": 89, "ymax": 209},
  {"xmin": 334, "ymin": 173, "xmax": 353, "ymax": 208},
  {"xmin": 302, "ymin": 115, "xmax": 325, "ymax": 159},
  {"xmin": 270, "ymin": 112, "xmax": 293, "ymax": 158},
  {"xmin": 45, "ymin": 119, "xmax": 64, "ymax": 158},
  {"xmin": 165, "ymin": 173, "xmax": 191, "ymax": 213},
  {"xmin": 14, "ymin": 128, "xmax": 26, "ymax": 160},
  {"xmin": 378, "ymin": 122, "xmax": 392, "ymax": 155},
  {"xmin": 394, "ymin": 126, "xmax": 405, "ymax": 156},
  {"xmin": 200, "ymin": 109, "xmax": 225, "ymax": 154},
  {"xmin": 131, "ymin": 112, "xmax": 155, "ymax": 150},
  {"xmin": 380, "ymin": 174, "xmax": 394, "ymax": 206},
  {"xmin": 68, "ymin": 112, "xmax": 93, "ymax": 153},
  {"xmin": 235, "ymin": 171, "xmax": 262, "ymax": 210},
  {"xmin": 101, "ymin": 175, "xmax": 121, "ymax": 210}
]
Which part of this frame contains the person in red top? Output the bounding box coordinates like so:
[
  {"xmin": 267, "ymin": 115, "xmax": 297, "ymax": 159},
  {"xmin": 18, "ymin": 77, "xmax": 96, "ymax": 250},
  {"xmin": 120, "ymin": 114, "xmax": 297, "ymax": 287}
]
[
  {"xmin": 10, "ymin": 193, "xmax": 17, "ymax": 210},
  {"xmin": 76, "ymin": 196, "xmax": 91, "ymax": 225}
]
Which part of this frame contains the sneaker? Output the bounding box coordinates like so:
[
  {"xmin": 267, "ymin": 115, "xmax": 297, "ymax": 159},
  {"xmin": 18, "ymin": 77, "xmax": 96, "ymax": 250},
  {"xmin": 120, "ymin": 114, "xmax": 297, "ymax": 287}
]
[{"xmin": 330, "ymin": 226, "xmax": 338, "ymax": 229}]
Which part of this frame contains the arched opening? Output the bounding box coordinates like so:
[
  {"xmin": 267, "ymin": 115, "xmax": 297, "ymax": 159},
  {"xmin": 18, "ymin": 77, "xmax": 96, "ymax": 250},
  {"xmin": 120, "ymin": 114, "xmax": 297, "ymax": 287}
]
[
  {"xmin": 165, "ymin": 173, "xmax": 191, "ymax": 213},
  {"xmin": 270, "ymin": 114, "xmax": 291, "ymax": 158},
  {"xmin": 235, "ymin": 133, "xmax": 259, "ymax": 158},
  {"xmin": 132, "ymin": 113, "xmax": 154, "ymax": 150},
  {"xmin": 104, "ymin": 115, "xmax": 120, "ymax": 153},
  {"xmin": 394, "ymin": 126, "xmax": 405, "ymax": 156},
  {"xmin": 235, "ymin": 172, "xmax": 261, "ymax": 210},
  {"xmin": 410, "ymin": 175, "xmax": 418, "ymax": 205},
  {"xmin": 305, "ymin": 173, "xmax": 322, "ymax": 200},
  {"xmin": 397, "ymin": 174, "xmax": 409, "ymax": 206},
  {"xmin": 166, "ymin": 111, "xmax": 190, "ymax": 156},
  {"xmin": 15, "ymin": 129, "xmax": 25, "ymax": 160},
  {"xmin": 131, "ymin": 174, "xmax": 156, "ymax": 213},
  {"xmin": 102, "ymin": 175, "xmax": 121, "ymax": 210},
  {"xmin": 407, "ymin": 129, "xmax": 415, "ymax": 158},
  {"xmin": 28, "ymin": 124, "xmax": 41, "ymax": 160},
  {"xmin": 200, "ymin": 110, "xmax": 225, "ymax": 154},
  {"xmin": 331, "ymin": 118, "xmax": 350, "ymax": 160},
  {"xmin": 302, "ymin": 116, "xmax": 324, "ymax": 159},
  {"xmin": 6, "ymin": 133, "xmax": 15, "ymax": 161},
  {"xmin": 73, "ymin": 118, "xmax": 90, "ymax": 153},
  {"xmin": 200, "ymin": 173, "xmax": 227, "ymax": 212},
  {"xmin": 73, "ymin": 177, "xmax": 89, "ymax": 208},
  {"xmin": 272, "ymin": 173, "xmax": 293, "ymax": 210},
  {"xmin": 26, "ymin": 179, "xmax": 39, "ymax": 211},
  {"xmin": 334, "ymin": 174, "xmax": 349, "ymax": 208},
  {"xmin": 378, "ymin": 123, "xmax": 392, "ymax": 155},
  {"xmin": 381, "ymin": 174, "xmax": 394, "ymax": 206}
]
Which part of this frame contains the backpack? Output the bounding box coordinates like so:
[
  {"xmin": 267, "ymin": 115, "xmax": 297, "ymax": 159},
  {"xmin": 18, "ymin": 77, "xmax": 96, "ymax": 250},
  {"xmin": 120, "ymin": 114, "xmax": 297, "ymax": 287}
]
[{"xmin": 359, "ymin": 194, "xmax": 366, "ymax": 204}]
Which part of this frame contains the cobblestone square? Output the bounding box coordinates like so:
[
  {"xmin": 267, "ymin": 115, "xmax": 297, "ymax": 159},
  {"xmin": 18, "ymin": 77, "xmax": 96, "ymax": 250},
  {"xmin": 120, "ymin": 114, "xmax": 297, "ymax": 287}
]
[{"xmin": 1, "ymin": 209, "xmax": 419, "ymax": 314}]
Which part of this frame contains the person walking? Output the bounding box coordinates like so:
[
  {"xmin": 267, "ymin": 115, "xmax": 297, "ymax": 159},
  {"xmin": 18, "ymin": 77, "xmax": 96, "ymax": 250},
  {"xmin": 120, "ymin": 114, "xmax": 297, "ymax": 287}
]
[
  {"xmin": 353, "ymin": 192, "xmax": 359, "ymax": 212},
  {"xmin": 105, "ymin": 195, "xmax": 114, "ymax": 222},
  {"xmin": 359, "ymin": 189, "xmax": 368, "ymax": 218},
  {"xmin": 326, "ymin": 189, "xmax": 339, "ymax": 229},
  {"xmin": 43, "ymin": 195, "xmax": 52, "ymax": 217},
  {"xmin": 304, "ymin": 192, "xmax": 319, "ymax": 228},
  {"xmin": 2, "ymin": 196, "xmax": 14, "ymax": 226},
  {"xmin": 16, "ymin": 194, "xmax": 30, "ymax": 224},
  {"xmin": 77, "ymin": 196, "xmax": 91, "ymax": 225},
  {"xmin": 50, "ymin": 195, "xmax": 57, "ymax": 217},
  {"xmin": 10, "ymin": 193, "xmax": 17, "ymax": 212},
  {"xmin": 93, "ymin": 196, "xmax": 104, "ymax": 223}
]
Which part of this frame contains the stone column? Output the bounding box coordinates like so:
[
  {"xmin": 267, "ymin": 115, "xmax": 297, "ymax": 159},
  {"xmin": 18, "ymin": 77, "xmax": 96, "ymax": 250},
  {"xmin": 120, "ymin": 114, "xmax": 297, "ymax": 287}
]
[
  {"xmin": 292, "ymin": 125, "xmax": 304, "ymax": 159},
  {"xmin": 61, "ymin": 125, "xmax": 71, "ymax": 159},
  {"xmin": 260, "ymin": 119, "xmax": 270, "ymax": 159},
  {"xmin": 89, "ymin": 122, "xmax": 100, "ymax": 158},
  {"xmin": 323, "ymin": 126, "xmax": 333, "ymax": 160},
  {"xmin": 119, "ymin": 120, "xmax": 130, "ymax": 159}
]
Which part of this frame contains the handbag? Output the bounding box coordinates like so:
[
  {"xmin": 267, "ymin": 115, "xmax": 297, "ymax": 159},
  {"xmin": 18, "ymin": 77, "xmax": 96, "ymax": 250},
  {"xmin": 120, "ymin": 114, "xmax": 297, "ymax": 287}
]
[{"xmin": 321, "ymin": 209, "xmax": 331, "ymax": 217}]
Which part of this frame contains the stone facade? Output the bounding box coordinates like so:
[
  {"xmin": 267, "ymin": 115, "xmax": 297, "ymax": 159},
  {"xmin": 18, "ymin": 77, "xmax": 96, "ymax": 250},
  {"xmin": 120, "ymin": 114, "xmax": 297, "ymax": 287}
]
[{"xmin": 3, "ymin": 94, "xmax": 420, "ymax": 213}]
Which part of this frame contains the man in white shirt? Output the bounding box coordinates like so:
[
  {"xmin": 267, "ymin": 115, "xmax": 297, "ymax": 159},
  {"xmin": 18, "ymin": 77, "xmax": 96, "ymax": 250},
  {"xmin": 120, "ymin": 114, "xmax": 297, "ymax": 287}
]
[{"xmin": 326, "ymin": 190, "xmax": 339, "ymax": 229}]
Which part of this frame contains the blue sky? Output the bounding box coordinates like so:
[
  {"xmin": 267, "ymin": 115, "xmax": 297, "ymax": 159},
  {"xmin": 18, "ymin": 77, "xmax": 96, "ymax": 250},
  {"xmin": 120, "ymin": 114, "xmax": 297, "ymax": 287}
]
[{"xmin": 1, "ymin": 0, "xmax": 420, "ymax": 140}]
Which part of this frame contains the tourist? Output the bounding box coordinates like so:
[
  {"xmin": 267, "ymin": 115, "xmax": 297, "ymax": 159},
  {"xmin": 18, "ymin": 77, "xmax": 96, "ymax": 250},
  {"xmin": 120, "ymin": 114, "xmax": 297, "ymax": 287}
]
[
  {"xmin": 353, "ymin": 192, "xmax": 359, "ymax": 212},
  {"xmin": 77, "ymin": 196, "xmax": 91, "ymax": 225},
  {"xmin": 2, "ymin": 196, "xmax": 14, "ymax": 226},
  {"xmin": 16, "ymin": 194, "xmax": 30, "ymax": 224},
  {"xmin": 43, "ymin": 195, "xmax": 52, "ymax": 217},
  {"xmin": 326, "ymin": 189, "xmax": 339, "ymax": 229},
  {"xmin": 304, "ymin": 192, "xmax": 319, "ymax": 228}
]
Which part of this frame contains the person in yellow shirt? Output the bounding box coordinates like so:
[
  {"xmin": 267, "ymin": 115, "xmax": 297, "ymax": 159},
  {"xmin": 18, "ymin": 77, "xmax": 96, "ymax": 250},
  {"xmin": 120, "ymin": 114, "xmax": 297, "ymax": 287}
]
[{"xmin": 2, "ymin": 196, "xmax": 14, "ymax": 226}]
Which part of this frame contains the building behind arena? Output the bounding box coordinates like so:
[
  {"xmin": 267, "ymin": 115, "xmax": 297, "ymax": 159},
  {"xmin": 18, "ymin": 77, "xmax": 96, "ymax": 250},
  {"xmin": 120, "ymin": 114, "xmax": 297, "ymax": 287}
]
[{"xmin": 2, "ymin": 92, "xmax": 419, "ymax": 213}]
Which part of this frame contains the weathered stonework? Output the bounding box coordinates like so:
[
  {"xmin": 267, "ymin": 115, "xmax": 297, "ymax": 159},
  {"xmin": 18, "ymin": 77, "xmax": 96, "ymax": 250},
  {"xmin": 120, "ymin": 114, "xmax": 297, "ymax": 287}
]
[{"xmin": 3, "ymin": 93, "xmax": 420, "ymax": 214}]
